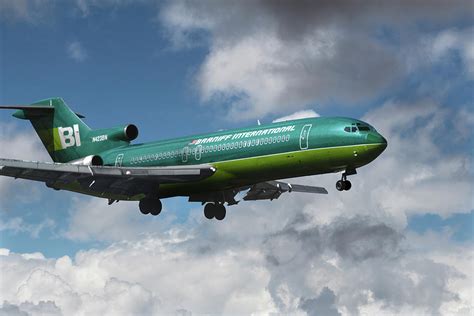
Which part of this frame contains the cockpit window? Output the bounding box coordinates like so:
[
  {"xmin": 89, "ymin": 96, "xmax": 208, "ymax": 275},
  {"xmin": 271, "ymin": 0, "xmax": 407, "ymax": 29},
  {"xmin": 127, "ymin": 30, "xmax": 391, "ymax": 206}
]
[
  {"xmin": 351, "ymin": 126, "xmax": 357, "ymax": 132},
  {"xmin": 344, "ymin": 127, "xmax": 351, "ymax": 132},
  {"xmin": 358, "ymin": 126, "xmax": 370, "ymax": 131}
]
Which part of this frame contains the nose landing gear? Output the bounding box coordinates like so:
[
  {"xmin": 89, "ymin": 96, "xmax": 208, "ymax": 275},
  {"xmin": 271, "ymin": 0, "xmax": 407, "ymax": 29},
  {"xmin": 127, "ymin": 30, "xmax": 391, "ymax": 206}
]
[
  {"xmin": 336, "ymin": 171, "xmax": 353, "ymax": 191},
  {"xmin": 204, "ymin": 203, "xmax": 227, "ymax": 220}
]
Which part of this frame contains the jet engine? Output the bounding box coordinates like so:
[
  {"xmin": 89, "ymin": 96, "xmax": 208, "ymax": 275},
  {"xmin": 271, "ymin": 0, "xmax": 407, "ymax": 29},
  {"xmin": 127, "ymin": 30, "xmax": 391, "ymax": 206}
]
[{"xmin": 70, "ymin": 155, "xmax": 104, "ymax": 166}]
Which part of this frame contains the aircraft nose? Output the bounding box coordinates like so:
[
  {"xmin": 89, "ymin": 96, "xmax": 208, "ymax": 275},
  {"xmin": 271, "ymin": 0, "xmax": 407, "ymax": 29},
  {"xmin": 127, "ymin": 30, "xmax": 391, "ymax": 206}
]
[{"xmin": 365, "ymin": 132, "xmax": 387, "ymax": 157}]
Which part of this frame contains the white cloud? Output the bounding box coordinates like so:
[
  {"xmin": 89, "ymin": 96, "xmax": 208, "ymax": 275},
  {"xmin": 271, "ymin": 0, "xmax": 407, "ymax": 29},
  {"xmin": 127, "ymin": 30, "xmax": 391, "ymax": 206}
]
[
  {"xmin": 0, "ymin": 217, "xmax": 55, "ymax": 239},
  {"xmin": 0, "ymin": 219, "xmax": 471, "ymax": 315},
  {"xmin": 273, "ymin": 110, "xmax": 320, "ymax": 123},
  {"xmin": 160, "ymin": 1, "xmax": 472, "ymax": 120},
  {"xmin": 66, "ymin": 41, "xmax": 88, "ymax": 62},
  {"xmin": 0, "ymin": 122, "xmax": 50, "ymax": 202},
  {"xmin": 431, "ymin": 28, "xmax": 474, "ymax": 78}
]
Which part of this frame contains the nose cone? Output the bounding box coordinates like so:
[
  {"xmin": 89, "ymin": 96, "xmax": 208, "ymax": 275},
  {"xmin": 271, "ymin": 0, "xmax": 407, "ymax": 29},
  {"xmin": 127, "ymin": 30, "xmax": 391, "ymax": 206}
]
[{"xmin": 366, "ymin": 132, "xmax": 387, "ymax": 157}]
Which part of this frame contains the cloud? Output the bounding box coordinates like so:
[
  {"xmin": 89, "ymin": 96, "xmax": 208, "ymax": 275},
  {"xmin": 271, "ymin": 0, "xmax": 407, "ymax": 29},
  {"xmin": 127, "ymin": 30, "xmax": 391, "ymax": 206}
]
[
  {"xmin": 0, "ymin": 217, "xmax": 55, "ymax": 239},
  {"xmin": 0, "ymin": 216, "xmax": 471, "ymax": 315},
  {"xmin": 0, "ymin": 0, "xmax": 55, "ymax": 24},
  {"xmin": 300, "ymin": 287, "xmax": 341, "ymax": 316},
  {"xmin": 63, "ymin": 197, "xmax": 178, "ymax": 242},
  {"xmin": 0, "ymin": 301, "xmax": 61, "ymax": 316},
  {"xmin": 0, "ymin": 122, "xmax": 50, "ymax": 203},
  {"xmin": 74, "ymin": 0, "xmax": 146, "ymax": 17},
  {"xmin": 66, "ymin": 41, "xmax": 88, "ymax": 62},
  {"xmin": 160, "ymin": 0, "xmax": 473, "ymax": 119},
  {"xmin": 273, "ymin": 110, "xmax": 320, "ymax": 123},
  {"xmin": 430, "ymin": 27, "xmax": 474, "ymax": 78}
]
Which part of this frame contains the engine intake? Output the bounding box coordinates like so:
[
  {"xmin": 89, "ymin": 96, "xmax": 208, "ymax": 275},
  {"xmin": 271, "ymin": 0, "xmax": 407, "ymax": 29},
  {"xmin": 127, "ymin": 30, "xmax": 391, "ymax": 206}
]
[{"xmin": 70, "ymin": 155, "xmax": 103, "ymax": 166}]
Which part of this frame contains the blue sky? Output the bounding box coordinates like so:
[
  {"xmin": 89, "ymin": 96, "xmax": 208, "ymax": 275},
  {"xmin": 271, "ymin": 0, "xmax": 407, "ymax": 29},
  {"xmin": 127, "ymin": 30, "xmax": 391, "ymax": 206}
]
[{"xmin": 0, "ymin": 1, "xmax": 473, "ymax": 315}]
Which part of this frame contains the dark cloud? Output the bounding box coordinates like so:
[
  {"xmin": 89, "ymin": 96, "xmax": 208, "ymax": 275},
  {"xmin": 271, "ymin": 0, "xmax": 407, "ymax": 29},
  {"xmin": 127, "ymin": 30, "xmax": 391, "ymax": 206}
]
[
  {"xmin": 300, "ymin": 287, "xmax": 341, "ymax": 316},
  {"xmin": 0, "ymin": 302, "xmax": 27, "ymax": 316},
  {"xmin": 265, "ymin": 214, "xmax": 402, "ymax": 264},
  {"xmin": 327, "ymin": 217, "xmax": 402, "ymax": 262}
]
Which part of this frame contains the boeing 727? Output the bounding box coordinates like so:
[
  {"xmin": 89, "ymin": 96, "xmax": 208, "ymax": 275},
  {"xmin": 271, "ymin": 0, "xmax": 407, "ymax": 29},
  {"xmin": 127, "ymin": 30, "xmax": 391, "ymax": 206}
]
[{"xmin": 0, "ymin": 98, "xmax": 387, "ymax": 220}]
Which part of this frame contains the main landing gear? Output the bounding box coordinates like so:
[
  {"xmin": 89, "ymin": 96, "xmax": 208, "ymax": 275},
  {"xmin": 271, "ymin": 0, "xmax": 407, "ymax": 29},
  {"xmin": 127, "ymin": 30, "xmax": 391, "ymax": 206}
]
[
  {"xmin": 336, "ymin": 172, "xmax": 352, "ymax": 191},
  {"xmin": 203, "ymin": 203, "xmax": 226, "ymax": 221},
  {"xmin": 139, "ymin": 198, "xmax": 162, "ymax": 216}
]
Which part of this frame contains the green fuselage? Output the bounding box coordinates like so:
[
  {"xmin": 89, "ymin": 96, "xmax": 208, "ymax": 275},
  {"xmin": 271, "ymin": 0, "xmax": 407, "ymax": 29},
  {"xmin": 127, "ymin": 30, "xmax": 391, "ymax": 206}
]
[{"xmin": 88, "ymin": 117, "xmax": 387, "ymax": 200}]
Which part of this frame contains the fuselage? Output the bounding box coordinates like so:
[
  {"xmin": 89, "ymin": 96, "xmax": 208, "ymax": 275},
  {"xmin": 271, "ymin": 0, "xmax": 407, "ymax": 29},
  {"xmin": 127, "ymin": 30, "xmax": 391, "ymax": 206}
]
[{"xmin": 90, "ymin": 117, "xmax": 387, "ymax": 200}]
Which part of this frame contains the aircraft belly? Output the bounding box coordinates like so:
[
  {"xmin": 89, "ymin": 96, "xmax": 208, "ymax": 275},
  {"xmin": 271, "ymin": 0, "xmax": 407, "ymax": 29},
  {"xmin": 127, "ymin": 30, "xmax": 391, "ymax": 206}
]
[{"xmin": 157, "ymin": 144, "xmax": 375, "ymax": 198}]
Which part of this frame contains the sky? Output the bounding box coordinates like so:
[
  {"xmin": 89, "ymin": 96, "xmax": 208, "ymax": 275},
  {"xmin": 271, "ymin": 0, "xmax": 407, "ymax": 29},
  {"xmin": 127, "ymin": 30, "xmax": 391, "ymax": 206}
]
[{"xmin": 0, "ymin": 0, "xmax": 473, "ymax": 315}]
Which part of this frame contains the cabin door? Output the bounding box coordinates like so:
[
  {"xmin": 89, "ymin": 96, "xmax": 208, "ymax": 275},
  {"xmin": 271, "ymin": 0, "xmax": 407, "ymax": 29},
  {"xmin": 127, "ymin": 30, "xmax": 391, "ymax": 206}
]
[
  {"xmin": 182, "ymin": 147, "xmax": 189, "ymax": 163},
  {"xmin": 115, "ymin": 154, "xmax": 124, "ymax": 167},
  {"xmin": 299, "ymin": 124, "xmax": 312, "ymax": 150},
  {"xmin": 195, "ymin": 145, "xmax": 202, "ymax": 161}
]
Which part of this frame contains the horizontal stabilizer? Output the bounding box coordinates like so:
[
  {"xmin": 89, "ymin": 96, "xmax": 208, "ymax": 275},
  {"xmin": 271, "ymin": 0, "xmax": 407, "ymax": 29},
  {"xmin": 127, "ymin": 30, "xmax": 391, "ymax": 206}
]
[{"xmin": 0, "ymin": 105, "xmax": 85, "ymax": 118}]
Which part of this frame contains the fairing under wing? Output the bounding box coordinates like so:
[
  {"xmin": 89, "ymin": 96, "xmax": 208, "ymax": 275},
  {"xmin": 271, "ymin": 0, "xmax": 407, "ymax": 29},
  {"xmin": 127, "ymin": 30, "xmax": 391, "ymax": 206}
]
[{"xmin": 0, "ymin": 158, "xmax": 215, "ymax": 199}]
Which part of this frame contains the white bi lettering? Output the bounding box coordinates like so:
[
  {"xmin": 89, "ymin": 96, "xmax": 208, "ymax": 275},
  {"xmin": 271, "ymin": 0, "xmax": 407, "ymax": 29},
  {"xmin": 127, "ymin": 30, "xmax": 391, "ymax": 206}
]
[{"xmin": 58, "ymin": 124, "xmax": 81, "ymax": 149}]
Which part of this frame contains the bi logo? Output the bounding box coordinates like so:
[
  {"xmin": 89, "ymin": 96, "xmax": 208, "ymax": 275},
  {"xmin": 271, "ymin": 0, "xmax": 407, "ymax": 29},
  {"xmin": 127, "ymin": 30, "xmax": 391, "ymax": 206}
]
[{"xmin": 58, "ymin": 124, "xmax": 82, "ymax": 149}]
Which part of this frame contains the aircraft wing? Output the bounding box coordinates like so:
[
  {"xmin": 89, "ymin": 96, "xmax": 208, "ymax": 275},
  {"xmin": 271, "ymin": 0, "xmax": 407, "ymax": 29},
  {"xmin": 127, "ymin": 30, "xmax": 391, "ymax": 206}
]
[
  {"xmin": 0, "ymin": 158, "xmax": 215, "ymax": 198},
  {"xmin": 243, "ymin": 180, "xmax": 328, "ymax": 201}
]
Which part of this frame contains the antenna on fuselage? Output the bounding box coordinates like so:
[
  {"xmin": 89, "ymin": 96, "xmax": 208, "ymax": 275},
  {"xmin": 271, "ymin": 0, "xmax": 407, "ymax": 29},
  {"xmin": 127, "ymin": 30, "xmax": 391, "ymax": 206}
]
[{"xmin": 257, "ymin": 120, "xmax": 261, "ymax": 126}]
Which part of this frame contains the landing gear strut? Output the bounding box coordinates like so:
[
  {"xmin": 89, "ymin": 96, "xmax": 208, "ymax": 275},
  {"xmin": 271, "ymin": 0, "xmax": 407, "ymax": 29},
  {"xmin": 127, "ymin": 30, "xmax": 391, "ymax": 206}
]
[
  {"xmin": 336, "ymin": 172, "xmax": 352, "ymax": 191},
  {"xmin": 139, "ymin": 198, "xmax": 162, "ymax": 216},
  {"xmin": 203, "ymin": 203, "xmax": 226, "ymax": 220}
]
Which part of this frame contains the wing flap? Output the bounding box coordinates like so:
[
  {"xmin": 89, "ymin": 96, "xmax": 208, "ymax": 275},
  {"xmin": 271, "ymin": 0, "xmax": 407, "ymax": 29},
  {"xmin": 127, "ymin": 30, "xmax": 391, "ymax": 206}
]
[{"xmin": 243, "ymin": 180, "xmax": 327, "ymax": 201}]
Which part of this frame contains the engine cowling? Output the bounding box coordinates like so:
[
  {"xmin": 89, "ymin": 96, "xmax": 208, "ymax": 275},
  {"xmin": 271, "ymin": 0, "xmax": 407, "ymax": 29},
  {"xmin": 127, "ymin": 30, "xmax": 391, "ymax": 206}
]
[
  {"xmin": 70, "ymin": 155, "xmax": 103, "ymax": 166},
  {"xmin": 108, "ymin": 124, "xmax": 139, "ymax": 142}
]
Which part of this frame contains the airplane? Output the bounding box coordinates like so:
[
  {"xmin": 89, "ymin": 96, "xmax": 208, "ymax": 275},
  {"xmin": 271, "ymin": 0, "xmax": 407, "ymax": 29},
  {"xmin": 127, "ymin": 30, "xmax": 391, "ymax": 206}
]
[{"xmin": 0, "ymin": 98, "xmax": 387, "ymax": 220}]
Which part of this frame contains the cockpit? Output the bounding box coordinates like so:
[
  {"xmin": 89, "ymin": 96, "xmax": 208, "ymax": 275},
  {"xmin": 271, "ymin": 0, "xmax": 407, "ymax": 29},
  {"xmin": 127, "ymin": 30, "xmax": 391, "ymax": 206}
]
[{"xmin": 344, "ymin": 122, "xmax": 372, "ymax": 133}]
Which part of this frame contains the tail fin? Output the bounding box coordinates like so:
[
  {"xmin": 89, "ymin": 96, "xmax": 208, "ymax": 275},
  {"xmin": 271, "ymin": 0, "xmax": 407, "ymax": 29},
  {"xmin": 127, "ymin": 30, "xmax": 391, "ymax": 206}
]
[{"xmin": 1, "ymin": 98, "xmax": 136, "ymax": 163}]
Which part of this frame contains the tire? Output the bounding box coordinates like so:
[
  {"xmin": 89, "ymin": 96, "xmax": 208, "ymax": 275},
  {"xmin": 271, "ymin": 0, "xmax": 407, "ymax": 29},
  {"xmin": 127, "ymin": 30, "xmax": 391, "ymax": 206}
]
[
  {"xmin": 336, "ymin": 180, "xmax": 344, "ymax": 191},
  {"xmin": 150, "ymin": 199, "xmax": 162, "ymax": 216},
  {"xmin": 204, "ymin": 203, "xmax": 215, "ymax": 219},
  {"xmin": 215, "ymin": 204, "xmax": 226, "ymax": 221},
  {"xmin": 343, "ymin": 180, "xmax": 352, "ymax": 191},
  {"xmin": 139, "ymin": 199, "xmax": 151, "ymax": 215}
]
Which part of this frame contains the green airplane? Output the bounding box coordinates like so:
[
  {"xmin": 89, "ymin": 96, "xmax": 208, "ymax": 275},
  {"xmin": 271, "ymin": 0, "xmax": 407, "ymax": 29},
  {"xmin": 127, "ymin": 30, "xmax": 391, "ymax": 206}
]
[{"xmin": 0, "ymin": 98, "xmax": 387, "ymax": 220}]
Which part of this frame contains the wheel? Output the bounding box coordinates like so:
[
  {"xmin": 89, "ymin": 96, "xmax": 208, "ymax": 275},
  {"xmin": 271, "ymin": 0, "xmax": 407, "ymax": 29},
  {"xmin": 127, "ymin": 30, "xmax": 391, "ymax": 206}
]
[
  {"xmin": 139, "ymin": 199, "xmax": 151, "ymax": 215},
  {"xmin": 150, "ymin": 199, "xmax": 162, "ymax": 216},
  {"xmin": 336, "ymin": 180, "xmax": 344, "ymax": 191},
  {"xmin": 139, "ymin": 199, "xmax": 162, "ymax": 215},
  {"xmin": 343, "ymin": 180, "xmax": 352, "ymax": 191},
  {"xmin": 204, "ymin": 203, "xmax": 215, "ymax": 219},
  {"xmin": 214, "ymin": 204, "xmax": 226, "ymax": 221}
]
